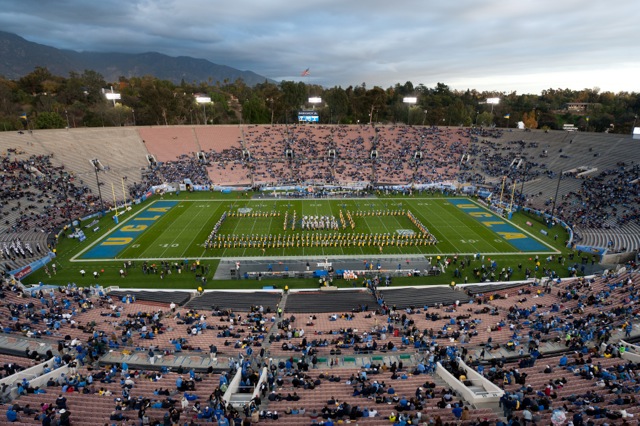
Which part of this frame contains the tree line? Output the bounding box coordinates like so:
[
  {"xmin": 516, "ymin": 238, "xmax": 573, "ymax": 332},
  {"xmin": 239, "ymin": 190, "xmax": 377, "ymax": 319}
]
[{"xmin": 1, "ymin": 66, "xmax": 639, "ymax": 134}]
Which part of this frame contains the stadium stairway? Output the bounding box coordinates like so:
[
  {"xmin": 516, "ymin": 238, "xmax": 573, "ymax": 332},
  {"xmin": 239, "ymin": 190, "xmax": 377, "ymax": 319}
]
[{"xmin": 262, "ymin": 291, "xmax": 289, "ymax": 356}]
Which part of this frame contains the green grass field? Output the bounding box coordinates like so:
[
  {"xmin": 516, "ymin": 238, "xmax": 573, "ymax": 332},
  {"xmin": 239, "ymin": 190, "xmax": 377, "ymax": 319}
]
[
  {"xmin": 74, "ymin": 197, "xmax": 556, "ymax": 261},
  {"xmin": 24, "ymin": 192, "xmax": 571, "ymax": 289}
]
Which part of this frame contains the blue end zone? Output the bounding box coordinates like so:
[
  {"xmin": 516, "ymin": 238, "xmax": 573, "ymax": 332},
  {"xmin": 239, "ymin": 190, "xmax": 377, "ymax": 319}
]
[
  {"xmin": 82, "ymin": 200, "xmax": 178, "ymax": 259},
  {"xmin": 448, "ymin": 199, "xmax": 549, "ymax": 252}
]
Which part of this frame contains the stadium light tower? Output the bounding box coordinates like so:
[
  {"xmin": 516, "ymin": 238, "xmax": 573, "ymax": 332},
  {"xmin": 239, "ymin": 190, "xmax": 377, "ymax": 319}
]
[
  {"xmin": 486, "ymin": 97, "xmax": 500, "ymax": 114},
  {"xmin": 486, "ymin": 97, "xmax": 500, "ymax": 126},
  {"xmin": 403, "ymin": 97, "xmax": 417, "ymax": 125},
  {"xmin": 104, "ymin": 86, "xmax": 121, "ymax": 107},
  {"xmin": 309, "ymin": 97, "xmax": 322, "ymax": 105},
  {"xmin": 195, "ymin": 96, "xmax": 212, "ymax": 125},
  {"xmin": 91, "ymin": 159, "xmax": 105, "ymax": 212}
]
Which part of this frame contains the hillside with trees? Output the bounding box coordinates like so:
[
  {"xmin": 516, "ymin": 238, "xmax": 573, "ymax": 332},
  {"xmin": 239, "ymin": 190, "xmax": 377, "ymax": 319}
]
[{"xmin": 2, "ymin": 66, "xmax": 639, "ymax": 134}]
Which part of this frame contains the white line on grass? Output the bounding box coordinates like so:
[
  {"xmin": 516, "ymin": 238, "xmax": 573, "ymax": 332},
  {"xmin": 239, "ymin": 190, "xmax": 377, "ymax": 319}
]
[
  {"xmin": 151, "ymin": 203, "xmax": 206, "ymax": 258},
  {"xmin": 183, "ymin": 201, "xmax": 225, "ymax": 259},
  {"xmin": 71, "ymin": 200, "xmax": 164, "ymax": 262},
  {"xmin": 428, "ymin": 199, "xmax": 507, "ymax": 254},
  {"xmin": 79, "ymin": 250, "xmax": 557, "ymax": 263},
  {"xmin": 459, "ymin": 198, "xmax": 559, "ymax": 253},
  {"xmin": 428, "ymin": 202, "xmax": 478, "ymax": 252},
  {"xmin": 73, "ymin": 196, "xmax": 559, "ymax": 262}
]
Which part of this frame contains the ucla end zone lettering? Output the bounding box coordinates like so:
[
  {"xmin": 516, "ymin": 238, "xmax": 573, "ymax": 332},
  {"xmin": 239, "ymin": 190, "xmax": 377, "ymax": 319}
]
[
  {"xmin": 82, "ymin": 201, "xmax": 178, "ymax": 259},
  {"xmin": 448, "ymin": 199, "xmax": 548, "ymax": 252}
]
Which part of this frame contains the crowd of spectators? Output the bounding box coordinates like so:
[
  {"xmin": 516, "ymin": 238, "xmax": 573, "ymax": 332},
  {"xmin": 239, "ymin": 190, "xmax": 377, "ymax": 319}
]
[
  {"xmin": 3, "ymin": 125, "xmax": 640, "ymax": 425},
  {"xmin": 0, "ymin": 150, "xmax": 99, "ymax": 235},
  {"xmin": 0, "ymin": 260, "xmax": 639, "ymax": 425},
  {"xmin": 558, "ymin": 165, "xmax": 640, "ymax": 230},
  {"xmin": 119, "ymin": 123, "xmax": 640, "ymax": 252},
  {"xmin": 456, "ymin": 129, "xmax": 640, "ymax": 249}
]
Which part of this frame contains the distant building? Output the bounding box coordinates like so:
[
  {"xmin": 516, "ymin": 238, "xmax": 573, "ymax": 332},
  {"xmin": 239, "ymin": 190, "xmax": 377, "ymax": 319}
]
[{"xmin": 564, "ymin": 102, "xmax": 599, "ymax": 113}]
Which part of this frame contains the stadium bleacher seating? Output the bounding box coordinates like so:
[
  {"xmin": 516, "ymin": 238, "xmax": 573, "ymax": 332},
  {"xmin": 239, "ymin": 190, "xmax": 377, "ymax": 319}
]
[{"xmin": 2, "ymin": 124, "xmax": 640, "ymax": 424}]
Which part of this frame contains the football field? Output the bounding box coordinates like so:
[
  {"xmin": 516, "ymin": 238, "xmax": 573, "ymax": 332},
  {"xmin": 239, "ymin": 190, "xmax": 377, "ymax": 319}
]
[{"xmin": 73, "ymin": 196, "xmax": 556, "ymax": 262}]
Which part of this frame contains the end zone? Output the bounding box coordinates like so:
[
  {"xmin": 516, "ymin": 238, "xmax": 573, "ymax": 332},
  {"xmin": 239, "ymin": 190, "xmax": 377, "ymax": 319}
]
[{"xmin": 78, "ymin": 200, "xmax": 179, "ymax": 259}]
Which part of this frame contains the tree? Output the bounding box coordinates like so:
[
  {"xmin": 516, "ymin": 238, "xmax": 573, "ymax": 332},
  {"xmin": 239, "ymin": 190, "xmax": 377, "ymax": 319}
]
[
  {"xmin": 476, "ymin": 112, "xmax": 493, "ymax": 127},
  {"xmin": 280, "ymin": 80, "xmax": 307, "ymax": 122},
  {"xmin": 366, "ymin": 86, "xmax": 387, "ymax": 124},
  {"xmin": 448, "ymin": 99, "xmax": 473, "ymax": 126},
  {"xmin": 18, "ymin": 66, "xmax": 55, "ymax": 94},
  {"xmin": 242, "ymin": 95, "xmax": 270, "ymax": 124},
  {"xmin": 522, "ymin": 111, "xmax": 538, "ymax": 129},
  {"xmin": 3, "ymin": 65, "xmax": 640, "ymax": 132},
  {"xmin": 538, "ymin": 112, "xmax": 558, "ymax": 130},
  {"xmin": 323, "ymin": 87, "xmax": 349, "ymax": 124},
  {"xmin": 34, "ymin": 111, "xmax": 66, "ymax": 129}
]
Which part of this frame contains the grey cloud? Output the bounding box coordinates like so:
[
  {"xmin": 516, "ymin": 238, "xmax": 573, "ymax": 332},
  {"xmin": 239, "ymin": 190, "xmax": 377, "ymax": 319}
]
[{"xmin": 1, "ymin": 0, "xmax": 638, "ymax": 93}]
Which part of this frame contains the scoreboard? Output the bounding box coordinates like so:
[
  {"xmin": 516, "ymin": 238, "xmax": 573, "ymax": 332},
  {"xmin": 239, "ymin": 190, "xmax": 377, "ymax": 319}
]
[{"xmin": 298, "ymin": 110, "xmax": 319, "ymax": 123}]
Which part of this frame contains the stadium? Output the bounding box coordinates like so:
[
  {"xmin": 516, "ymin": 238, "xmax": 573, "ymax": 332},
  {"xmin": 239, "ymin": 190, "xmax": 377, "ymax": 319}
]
[{"xmin": 1, "ymin": 123, "xmax": 640, "ymax": 426}]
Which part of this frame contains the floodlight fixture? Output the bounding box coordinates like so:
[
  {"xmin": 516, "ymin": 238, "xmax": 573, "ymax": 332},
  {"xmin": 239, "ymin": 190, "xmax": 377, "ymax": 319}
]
[
  {"xmin": 486, "ymin": 97, "xmax": 501, "ymax": 118},
  {"xmin": 308, "ymin": 97, "xmax": 322, "ymax": 104},
  {"xmin": 403, "ymin": 97, "xmax": 418, "ymax": 125},
  {"xmin": 104, "ymin": 86, "xmax": 121, "ymax": 107},
  {"xmin": 195, "ymin": 96, "xmax": 213, "ymax": 125}
]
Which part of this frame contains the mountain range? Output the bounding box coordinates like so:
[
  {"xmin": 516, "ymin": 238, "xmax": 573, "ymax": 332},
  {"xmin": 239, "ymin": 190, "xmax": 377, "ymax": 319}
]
[{"xmin": 0, "ymin": 31, "xmax": 273, "ymax": 86}]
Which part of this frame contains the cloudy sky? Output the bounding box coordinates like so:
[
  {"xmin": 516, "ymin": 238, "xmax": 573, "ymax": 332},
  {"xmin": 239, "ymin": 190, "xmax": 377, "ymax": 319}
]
[{"xmin": 2, "ymin": 0, "xmax": 638, "ymax": 94}]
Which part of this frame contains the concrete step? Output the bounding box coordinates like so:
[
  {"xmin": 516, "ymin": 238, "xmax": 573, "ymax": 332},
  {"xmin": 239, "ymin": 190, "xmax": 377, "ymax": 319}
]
[{"xmin": 229, "ymin": 392, "xmax": 253, "ymax": 408}]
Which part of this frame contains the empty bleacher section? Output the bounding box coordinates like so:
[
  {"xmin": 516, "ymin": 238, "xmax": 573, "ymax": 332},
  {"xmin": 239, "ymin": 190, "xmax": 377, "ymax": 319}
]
[
  {"xmin": 195, "ymin": 126, "xmax": 253, "ymax": 186},
  {"xmin": 107, "ymin": 290, "xmax": 192, "ymax": 306},
  {"xmin": 30, "ymin": 127, "xmax": 149, "ymax": 198},
  {"xmin": 0, "ymin": 147, "xmax": 73, "ymax": 269},
  {"xmin": 579, "ymin": 223, "xmax": 640, "ymax": 253},
  {"xmin": 462, "ymin": 281, "xmax": 530, "ymax": 296},
  {"xmin": 185, "ymin": 290, "xmax": 281, "ymax": 312},
  {"xmin": 138, "ymin": 126, "xmax": 199, "ymax": 163},
  {"xmin": 0, "ymin": 129, "xmax": 156, "ymax": 270},
  {"xmin": 378, "ymin": 286, "xmax": 472, "ymax": 308},
  {"xmin": 0, "ymin": 130, "xmax": 148, "ymax": 239},
  {"xmin": 194, "ymin": 125, "xmax": 243, "ymax": 152},
  {"xmin": 285, "ymin": 289, "xmax": 376, "ymax": 313}
]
